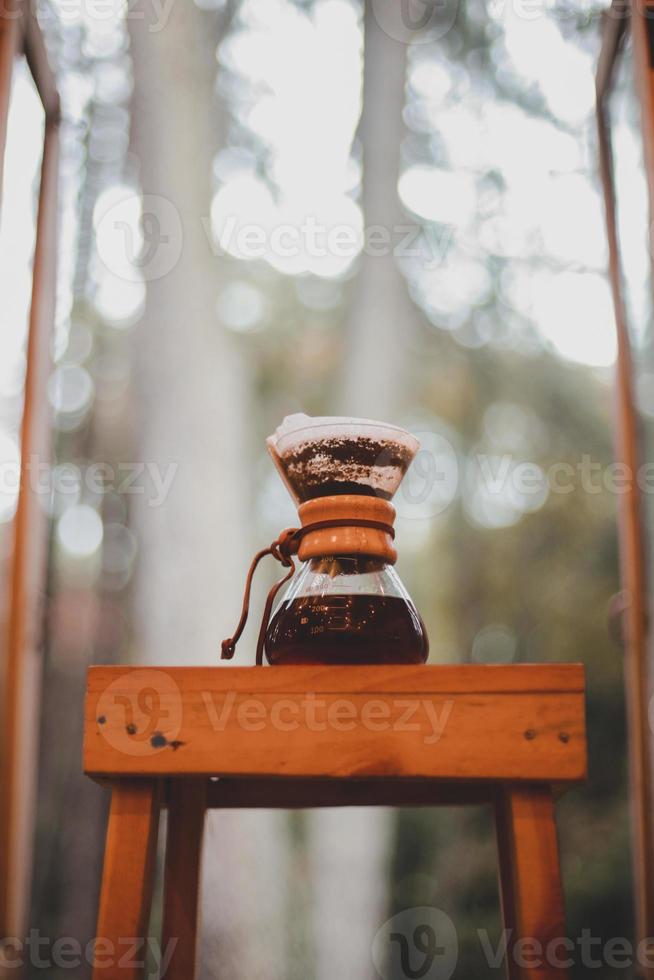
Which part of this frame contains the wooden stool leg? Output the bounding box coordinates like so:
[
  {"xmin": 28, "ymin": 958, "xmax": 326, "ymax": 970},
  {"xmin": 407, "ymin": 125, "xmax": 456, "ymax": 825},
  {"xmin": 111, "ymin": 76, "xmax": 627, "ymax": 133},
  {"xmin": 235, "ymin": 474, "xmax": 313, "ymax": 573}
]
[
  {"xmin": 93, "ymin": 780, "xmax": 160, "ymax": 980},
  {"xmin": 161, "ymin": 779, "xmax": 207, "ymax": 980},
  {"xmin": 494, "ymin": 785, "xmax": 569, "ymax": 980}
]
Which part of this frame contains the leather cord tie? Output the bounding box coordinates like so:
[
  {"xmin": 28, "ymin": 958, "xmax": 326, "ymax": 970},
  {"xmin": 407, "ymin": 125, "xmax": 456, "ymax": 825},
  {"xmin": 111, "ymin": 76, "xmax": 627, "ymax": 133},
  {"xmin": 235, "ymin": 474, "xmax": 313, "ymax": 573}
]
[{"xmin": 220, "ymin": 518, "xmax": 396, "ymax": 666}]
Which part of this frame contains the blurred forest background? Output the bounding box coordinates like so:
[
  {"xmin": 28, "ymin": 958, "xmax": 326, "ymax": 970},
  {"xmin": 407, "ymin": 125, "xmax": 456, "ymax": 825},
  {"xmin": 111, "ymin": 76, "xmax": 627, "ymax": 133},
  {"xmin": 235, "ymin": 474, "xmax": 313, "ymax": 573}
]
[{"xmin": 1, "ymin": 0, "xmax": 652, "ymax": 975}]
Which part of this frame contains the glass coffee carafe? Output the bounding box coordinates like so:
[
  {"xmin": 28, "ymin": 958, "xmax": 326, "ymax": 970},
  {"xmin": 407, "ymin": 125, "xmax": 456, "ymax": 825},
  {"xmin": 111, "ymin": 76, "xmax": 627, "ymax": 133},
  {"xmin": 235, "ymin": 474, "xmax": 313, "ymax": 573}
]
[
  {"xmin": 265, "ymin": 554, "xmax": 428, "ymax": 665},
  {"xmin": 222, "ymin": 414, "xmax": 429, "ymax": 666}
]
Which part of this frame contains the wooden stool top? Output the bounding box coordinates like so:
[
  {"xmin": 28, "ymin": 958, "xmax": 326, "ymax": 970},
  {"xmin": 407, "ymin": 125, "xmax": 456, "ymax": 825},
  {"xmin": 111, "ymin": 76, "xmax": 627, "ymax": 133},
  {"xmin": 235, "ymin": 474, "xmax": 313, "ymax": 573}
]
[
  {"xmin": 87, "ymin": 666, "xmax": 583, "ymax": 977},
  {"xmin": 84, "ymin": 664, "xmax": 586, "ymax": 788}
]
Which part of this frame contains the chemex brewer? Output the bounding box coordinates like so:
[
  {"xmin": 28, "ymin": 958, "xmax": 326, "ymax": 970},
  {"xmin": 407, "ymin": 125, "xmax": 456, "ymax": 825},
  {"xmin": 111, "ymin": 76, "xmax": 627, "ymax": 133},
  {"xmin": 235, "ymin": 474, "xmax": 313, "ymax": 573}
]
[{"xmin": 221, "ymin": 414, "xmax": 429, "ymax": 666}]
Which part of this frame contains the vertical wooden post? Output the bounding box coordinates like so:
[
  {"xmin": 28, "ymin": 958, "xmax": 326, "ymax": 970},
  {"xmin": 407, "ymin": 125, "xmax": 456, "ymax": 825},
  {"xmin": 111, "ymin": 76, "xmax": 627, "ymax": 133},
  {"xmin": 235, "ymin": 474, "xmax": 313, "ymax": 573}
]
[
  {"xmin": 0, "ymin": 1, "xmax": 60, "ymax": 944},
  {"xmin": 597, "ymin": 5, "xmax": 654, "ymax": 958},
  {"xmin": 161, "ymin": 779, "xmax": 207, "ymax": 980},
  {"xmin": 494, "ymin": 786, "xmax": 569, "ymax": 980},
  {"xmin": 0, "ymin": 0, "xmax": 19, "ymax": 203},
  {"xmin": 92, "ymin": 781, "xmax": 160, "ymax": 980}
]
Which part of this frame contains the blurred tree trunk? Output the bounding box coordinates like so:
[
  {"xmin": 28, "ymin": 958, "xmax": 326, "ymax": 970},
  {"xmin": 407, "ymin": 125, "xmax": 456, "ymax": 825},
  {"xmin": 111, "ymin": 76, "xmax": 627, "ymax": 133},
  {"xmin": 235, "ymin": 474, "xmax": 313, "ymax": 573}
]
[
  {"xmin": 340, "ymin": 0, "xmax": 417, "ymax": 417},
  {"xmin": 128, "ymin": 6, "xmax": 289, "ymax": 978},
  {"xmin": 309, "ymin": 5, "xmax": 415, "ymax": 978}
]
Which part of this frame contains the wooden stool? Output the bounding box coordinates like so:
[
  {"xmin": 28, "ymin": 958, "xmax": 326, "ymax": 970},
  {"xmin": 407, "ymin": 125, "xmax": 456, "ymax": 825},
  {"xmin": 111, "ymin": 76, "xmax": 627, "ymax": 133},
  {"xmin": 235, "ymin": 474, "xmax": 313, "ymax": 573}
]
[{"xmin": 84, "ymin": 664, "xmax": 586, "ymax": 980}]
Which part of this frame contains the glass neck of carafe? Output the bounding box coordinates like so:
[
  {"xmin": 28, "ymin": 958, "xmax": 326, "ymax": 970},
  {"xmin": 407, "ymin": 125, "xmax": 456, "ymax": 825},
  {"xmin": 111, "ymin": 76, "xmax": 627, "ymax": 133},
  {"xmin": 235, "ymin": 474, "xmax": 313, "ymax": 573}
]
[{"xmin": 305, "ymin": 555, "xmax": 388, "ymax": 575}]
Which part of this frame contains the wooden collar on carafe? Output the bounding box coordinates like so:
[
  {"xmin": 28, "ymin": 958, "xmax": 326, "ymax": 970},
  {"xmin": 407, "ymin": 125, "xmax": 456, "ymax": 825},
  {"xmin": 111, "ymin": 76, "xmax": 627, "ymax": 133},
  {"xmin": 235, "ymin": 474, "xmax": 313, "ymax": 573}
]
[{"xmin": 297, "ymin": 495, "xmax": 397, "ymax": 564}]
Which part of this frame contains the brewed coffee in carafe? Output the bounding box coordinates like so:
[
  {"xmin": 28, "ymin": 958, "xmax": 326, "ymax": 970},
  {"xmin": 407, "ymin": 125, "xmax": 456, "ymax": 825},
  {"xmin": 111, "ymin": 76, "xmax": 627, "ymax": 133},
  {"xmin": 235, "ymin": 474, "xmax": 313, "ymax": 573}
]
[
  {"xmin": 265, "ymin": 557, "xmax": 428, "ymax": 666},
  {"xmin": 263, "ymin": 415, "xmax": 428, "ymax": 666}
]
